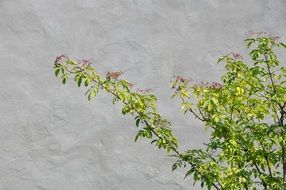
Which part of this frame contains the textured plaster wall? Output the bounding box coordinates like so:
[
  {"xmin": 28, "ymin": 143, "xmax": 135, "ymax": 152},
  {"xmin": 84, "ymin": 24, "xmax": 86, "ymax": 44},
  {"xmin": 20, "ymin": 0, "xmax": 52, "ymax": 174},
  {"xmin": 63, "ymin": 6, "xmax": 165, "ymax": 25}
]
[{"xmin": 1, "ymin": 0, "xmax": 286, "ymax": 189}]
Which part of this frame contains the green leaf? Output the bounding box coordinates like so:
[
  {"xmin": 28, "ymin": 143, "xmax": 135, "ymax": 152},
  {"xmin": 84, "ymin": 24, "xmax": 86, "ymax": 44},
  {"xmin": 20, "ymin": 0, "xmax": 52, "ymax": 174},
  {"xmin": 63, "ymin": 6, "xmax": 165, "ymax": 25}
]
[
  {"xmin": 151, "ymin": 139, "xmax": 157, "ymax": 144},
  {"xmin": 84, "ymin": 78, "xmax": 90, "ymax": 87},
  {"xmin": 135, "ymin": 118, "xmax": 140, "ymax": 127},
  {"xmin": 77, "ymin": 76, "xmax": 83, "ymax": 87},
  {"xmin": 87, "ymin": 87, "xmax": 99, "ymax": 101},
  {"xmin": 62, "ymin": 77, "xmax": 66, "ymax": 84},
  {"xmin": 55, "ymin": 68, "xmax": 60, "ymax": 77},
  {"xmin": 246, "ymin": 40, "xmax": 253, "ymax": 48},
  {"xmin": 134, "ymin": 130, "xmax": 143, "ymax": 142},
  {"xmin": 279, "ymin": 43, "xmax": 286, "ymax": 48}
]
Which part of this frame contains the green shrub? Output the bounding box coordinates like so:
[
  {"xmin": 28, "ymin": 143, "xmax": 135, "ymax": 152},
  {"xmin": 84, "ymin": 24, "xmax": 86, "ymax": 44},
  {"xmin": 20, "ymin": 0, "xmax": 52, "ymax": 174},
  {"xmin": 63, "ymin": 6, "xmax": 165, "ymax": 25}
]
[{"xmin": 54, "ymin": 33, "xmax": 286, "ymax": 189}]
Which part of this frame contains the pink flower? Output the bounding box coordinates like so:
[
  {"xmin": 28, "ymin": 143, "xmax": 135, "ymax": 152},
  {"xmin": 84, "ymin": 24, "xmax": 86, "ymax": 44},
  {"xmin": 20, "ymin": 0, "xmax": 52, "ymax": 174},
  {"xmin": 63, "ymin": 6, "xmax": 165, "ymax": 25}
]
[
  {"xmin": 106, "ymin": 71, "xmax": 123, "ymax": 80},
  {"xmin": 54, "ymin": 54, "xmax": 67, "ymax": 64}
]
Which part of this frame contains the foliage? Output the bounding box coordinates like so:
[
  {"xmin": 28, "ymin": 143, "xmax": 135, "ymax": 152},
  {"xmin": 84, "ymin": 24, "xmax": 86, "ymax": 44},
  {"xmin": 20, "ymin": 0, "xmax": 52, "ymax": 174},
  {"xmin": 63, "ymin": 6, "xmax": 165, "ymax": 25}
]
[{"xmin": 54, "ymin": 34, "xmax": 286, "ymax": 189}]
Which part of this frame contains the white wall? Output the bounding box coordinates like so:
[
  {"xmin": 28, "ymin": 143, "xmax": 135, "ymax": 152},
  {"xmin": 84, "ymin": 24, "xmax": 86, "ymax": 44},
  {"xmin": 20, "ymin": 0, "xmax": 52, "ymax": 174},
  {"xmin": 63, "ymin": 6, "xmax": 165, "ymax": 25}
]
[{"xmin": 1, "ymin": 0, "xmax": 286, "ymax": 189}]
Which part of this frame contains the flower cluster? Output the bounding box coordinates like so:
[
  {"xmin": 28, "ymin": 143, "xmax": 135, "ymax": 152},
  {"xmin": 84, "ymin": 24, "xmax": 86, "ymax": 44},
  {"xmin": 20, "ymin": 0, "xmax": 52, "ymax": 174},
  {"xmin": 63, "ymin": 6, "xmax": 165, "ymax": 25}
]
[
  {"xmin": 106, "ymin": 71, "xmax": 123, "ymax": 80},
  {"xmin": 194, "ymin": 82, "xmax": 223, "ymax": 90},
  {"xmin": 173, "ymin": 75, "xmax": 191, "ymax": 84},
  {"xmin": 54, "ymin": 54, "xmax": 67, "ymax": 64},
  {"xmin": 170, "ymin": 75, "xmax": 191, "ymax": 93},
  {"xmin": 230, "ymin": 52, "xmax": 243, "ymax": 60},
  {"xmin": 77, "ymin": 59, "xmax": 92, "ymax": 69},
  {"xmin": 136, "ymin": 88, "xmax": 153, "ymax": 94},
  {"xmin": 249, "ymin": 31, "xmax": 280, "ymax": 41}
]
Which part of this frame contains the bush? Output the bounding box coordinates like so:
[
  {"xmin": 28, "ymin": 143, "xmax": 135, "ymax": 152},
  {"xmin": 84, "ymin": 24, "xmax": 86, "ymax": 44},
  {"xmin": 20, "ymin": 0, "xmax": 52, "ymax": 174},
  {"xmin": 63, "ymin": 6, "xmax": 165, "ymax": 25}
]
[{"xmin": 54, "ymin": 33, "xmax": 286, "ymax": 189}]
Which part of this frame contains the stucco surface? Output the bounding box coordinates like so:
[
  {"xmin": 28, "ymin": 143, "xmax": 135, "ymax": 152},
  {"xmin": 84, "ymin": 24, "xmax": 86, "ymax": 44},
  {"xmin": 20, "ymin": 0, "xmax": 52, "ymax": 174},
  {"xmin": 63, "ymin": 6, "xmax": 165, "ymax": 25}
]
[{"xmin": 1, "ymin": 0, "xmax": 286, "ymax": 189}]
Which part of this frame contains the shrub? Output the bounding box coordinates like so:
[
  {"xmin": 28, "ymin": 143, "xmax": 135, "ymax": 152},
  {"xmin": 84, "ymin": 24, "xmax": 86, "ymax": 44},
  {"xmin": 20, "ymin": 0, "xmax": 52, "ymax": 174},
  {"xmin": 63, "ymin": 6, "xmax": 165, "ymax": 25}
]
[{"xmin": 54, "ymin": 33, "xmax": 286, "ymax": 189}]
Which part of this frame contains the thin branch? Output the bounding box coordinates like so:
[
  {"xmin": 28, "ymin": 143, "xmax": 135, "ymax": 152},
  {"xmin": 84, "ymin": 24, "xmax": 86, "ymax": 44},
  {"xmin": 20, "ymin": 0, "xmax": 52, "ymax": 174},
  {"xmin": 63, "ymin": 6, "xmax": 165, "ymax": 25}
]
[{"xmin": 264, "ymin": 54, "xmax": 276, "ymax": 93}]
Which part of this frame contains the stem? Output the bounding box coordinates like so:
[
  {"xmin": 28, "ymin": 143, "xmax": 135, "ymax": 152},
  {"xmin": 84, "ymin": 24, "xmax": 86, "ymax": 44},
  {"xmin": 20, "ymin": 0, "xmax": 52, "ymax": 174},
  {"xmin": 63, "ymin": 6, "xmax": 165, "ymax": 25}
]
[
  {"xmin": 188, "ymin": 107, "xmax": 206, "ymax": 122},
  {"xmin": 235, "ymin": 140, "xmax": 268, "ymax": 189},
  {"xmin": 254, "ymin": 163, "xmax": 268, "ymax": 189},
  {"xmin": 279, "ymin": 106, "xmax": 286, "ymax": 188},
  {"xmin": 283, "ymin": 145, "xmax": 286, "ymax": 189},
  {"xmin": 264, "ymin": 54, "xmax": 276, "ymax": 93},
  {"xmin": 179, "ymin": 96, "xmax": 206, "ymax": 122},
  {"xmin": 255, "ymin": 138, "xmax": 273, "ymax": 179}
]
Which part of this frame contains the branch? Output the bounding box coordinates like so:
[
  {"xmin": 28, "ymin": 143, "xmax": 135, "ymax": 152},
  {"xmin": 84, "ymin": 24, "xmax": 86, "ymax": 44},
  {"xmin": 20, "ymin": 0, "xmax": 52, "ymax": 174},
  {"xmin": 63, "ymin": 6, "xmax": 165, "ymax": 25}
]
[
  {"xmin": 264, "ymin": 54, "xmax": 276, "ymax": 94},
  {"xmin": 63, "ymin": 65, "xmax": 222, "ymax": 189}
]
